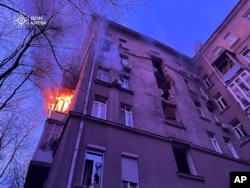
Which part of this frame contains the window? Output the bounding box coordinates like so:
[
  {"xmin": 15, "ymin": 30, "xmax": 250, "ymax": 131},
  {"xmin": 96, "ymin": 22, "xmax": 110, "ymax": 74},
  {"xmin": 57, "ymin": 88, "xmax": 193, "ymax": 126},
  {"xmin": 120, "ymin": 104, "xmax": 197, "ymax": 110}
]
[
  {"xmin": 83, "ymin": 152, "xmax": 103, "ymax": 188},
  {"xmin": 97, "ymin": 67, "xmax": 109, "ymax": 82},
  {"xmin": 172, "ymin": 145, "xmax": 197, "ymax": 175},
  {"xmin": 228, "ymin": 71, "xmax": 250, "ymax": 110},
  {"xmin": 119, "ymin": 38, "xmax": 128, "ymax": 48},
  {"xmin": 203, "ymin": 74, "xmax": 213, "ymax": 88},
  {"xmin": 213, "ymin": 46, "xmax": 223, "ymax": 56},
  {"xmin": 121, "ymin": 104, "xmax": 133, "ymax": 127},
  {"xmin": 243, "ymin": 9, "xmax": 250, "ymax": 21},
  {"xmin": 224, "ymin": 32, "xmax": 238, "ymax": 46},
  {"xmin": 40, "ymin": 123, "xmax": 62, "ymax": 149},
  {"xmin": 92, "ymin": 95, "xmax": 107, "ymax": 119},
  {"xmin": 121, "ymin": 157, "xmax": 138, "ymax": 188},
  {"xmin": 241, "ymin": 47, "xmax": 250, "ymax": 63},
  {"xmin": 193, "ymin": 101, "xmax": 205, "ymax": 117},
  {"xmin": 214, "ymin": 93, "xmax": 228, "ymax": 111},
  {"xmin": 102, "ymin": 47, "xmax": 109, "ymax": 58},
  {"xmin": 223, "ymin": 138, "xmax": 239, "ymax": 159},
  {"xmin": 184, "ymin": 79, "xmax": 195, "ymax": 92},
  {"xmin": 120, "ymin": 54, "xmax": 128, "ymax": 66},
  {"xmin": 207, "ymin": 132, "xmax": 223, "ymax": 153},
  {"xmin": 176, "ymin": 62, "xmax": 184, "ymax": 72},
  {"xmin": 230, "ymin": 118, "xmax": 248, "ymax": 138},
  {"xmin": 120, "ymin": 75, "xmax": 130, "ymax": 89}
]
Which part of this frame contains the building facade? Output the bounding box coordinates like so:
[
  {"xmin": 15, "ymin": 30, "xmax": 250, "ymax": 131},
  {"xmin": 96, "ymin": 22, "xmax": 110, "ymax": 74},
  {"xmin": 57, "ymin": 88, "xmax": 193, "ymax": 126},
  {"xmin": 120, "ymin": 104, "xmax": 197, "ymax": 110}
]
[{"xmin": 25, "ymin": 1, "xmax": 250, "ymax": 188}]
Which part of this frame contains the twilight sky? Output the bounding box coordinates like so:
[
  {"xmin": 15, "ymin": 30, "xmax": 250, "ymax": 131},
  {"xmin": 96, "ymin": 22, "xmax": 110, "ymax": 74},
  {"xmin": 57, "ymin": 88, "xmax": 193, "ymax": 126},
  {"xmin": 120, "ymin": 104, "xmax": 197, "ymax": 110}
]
[{"xmin": 120, "ymin": 0, "xmax": 239, "ymax": 57}]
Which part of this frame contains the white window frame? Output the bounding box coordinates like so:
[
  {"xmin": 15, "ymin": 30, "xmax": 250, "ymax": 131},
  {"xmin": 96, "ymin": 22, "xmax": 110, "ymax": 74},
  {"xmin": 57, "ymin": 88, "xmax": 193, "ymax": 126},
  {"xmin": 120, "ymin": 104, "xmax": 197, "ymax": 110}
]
[
  {"xmin": 215, "ymin": 94, "xmax": 228, "ymax": 111},
  {"xmin": 213, "ymin": 46, "xmax": 223, "ymax": 56},
  {"xmin": 208, "ymin": 133, "xmax": 223, "ymax": 153},
  {"xmin": 172, "ymin": 145, "xmax": 197, "ymax": 175},
  {"xmin": 224, "ymin": 138, "xmax": 239, "ymax": 159},
  {"xmin": 230, "ymin": 119, "xmax": 248, "ymax": 138},
  {"xmin": 97, "ymin": 67, "xmax": 109, "ymax": 82},
  {"xmin": 224, "ymin": 32, "xmax": 237, "ymax": 46},
  {"xmin": 121, "ymin": 104, "xmax": 133, "ymax": 127},
  {"xmin": 120, "ymin": 76, "xmax": 130, "ymax": 89},
  {"xmin": 83, "ymin": 151, "xmax": 104, "ymax": 188},
  {"xmin": 92, "ymin": 96, "xmax": 107, "ymax": 119},
  {"xmin": 228, "ymin": 71, "xmax": 250, "ymax": 110},
  {"xmin": 203, "ymin": 75, "xmax": 213, "ymax": 88},
  {"xmin": 241, "ymin": 47, "xmax": 250, "ymax": 63}
]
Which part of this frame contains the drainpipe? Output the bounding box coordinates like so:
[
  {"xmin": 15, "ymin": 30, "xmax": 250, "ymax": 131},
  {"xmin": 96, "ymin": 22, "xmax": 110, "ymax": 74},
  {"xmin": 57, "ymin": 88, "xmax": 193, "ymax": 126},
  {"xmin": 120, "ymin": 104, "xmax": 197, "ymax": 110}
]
[{"xmin": 67, "ymin": 16, "xmax": 99, "ymax": 188}]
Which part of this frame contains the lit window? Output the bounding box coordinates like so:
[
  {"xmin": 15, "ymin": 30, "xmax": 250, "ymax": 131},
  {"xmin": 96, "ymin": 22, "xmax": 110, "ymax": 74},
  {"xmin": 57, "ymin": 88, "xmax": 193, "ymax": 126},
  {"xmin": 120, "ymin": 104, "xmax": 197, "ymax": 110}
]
[
  {"xmin": 92, "ymin": 95, "xmax": 107, "ymax": 119},
  {"xmin": 214, "ymin": 93, "xmax": 228, "ymax": 111},
  {"xmin": 83, "ymin": 152, "xmax": 103, "ymax": 187},
  {"xmin": 228, "ymin": 71, "xmax": 250, "ymax": 110},
  {"xmin": 121, "ymin": 104, "xmax": 133, "ymax": 127},
  {"xmin": 230, "ymin": 118, "xmax": 248, "ymax": 138},
  {"xmin": 207, "ymin": 132, "xmax": 223, "ymax": 153},
  {"xmin": 224, "ymin": 32, "xmax": 238, "ymax": 46},
  {"xmin": 223, "ymin": 138, "xmax": 239, "ymax": 159},
  {"xmin": 203, "ymin": 74, "xmax": 213, "ymax": 88},
  {"xmin": 120, "ymin": 75, "xmax": 130, "ymax": 89},
  {"xmin": 172, "ymin": 145, "xmax": 197, "ymax": 175},
  {"xmin": 121, "ymin": 157, "xmax": 138, "ymax": 188},
  {"xmin": 119, "ymin": 38, "xmax": 128, "ymax": 48},
  {"xmin": 97, "ymin": 67, "xmax": 109, "ymax": 82},
  {"xmin": 193, "ymin": 101, "xmax": 205, "ymax": 117},
  {"xmin": 241, "ymin": 47, "xmax": 250, "ymax": 63}
]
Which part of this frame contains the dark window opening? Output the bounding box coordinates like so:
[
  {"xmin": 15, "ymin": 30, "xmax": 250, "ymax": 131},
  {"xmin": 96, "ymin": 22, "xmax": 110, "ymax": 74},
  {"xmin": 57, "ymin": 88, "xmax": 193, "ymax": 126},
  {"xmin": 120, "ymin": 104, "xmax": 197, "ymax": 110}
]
[
  {"xmin": 173, "ymin": 147, "xmax": 190, "ymax": 174},
  {"xmin": 162, "ymin": 102, "xmax": 177, "ymax": 121},
  {"xmin": 212, "ymin": 51, "xmax": 236, "ymax": 75}
]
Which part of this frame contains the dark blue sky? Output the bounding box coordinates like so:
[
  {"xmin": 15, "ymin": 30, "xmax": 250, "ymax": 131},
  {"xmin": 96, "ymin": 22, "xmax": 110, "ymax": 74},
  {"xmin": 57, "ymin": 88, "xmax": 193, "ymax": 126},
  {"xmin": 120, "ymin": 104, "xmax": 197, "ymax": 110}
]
[{"xmin": 121, "ymin": 0, "xmax": 239, "ymax": 57}]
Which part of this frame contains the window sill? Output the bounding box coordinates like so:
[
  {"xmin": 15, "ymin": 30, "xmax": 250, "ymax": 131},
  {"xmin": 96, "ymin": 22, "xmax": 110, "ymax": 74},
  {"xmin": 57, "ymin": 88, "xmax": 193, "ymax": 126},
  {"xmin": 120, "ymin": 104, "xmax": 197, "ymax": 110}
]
[
  {"xmin": 94, "ymin": 79, "xmax": 112, "ymax": 87},
  {"xmin": 176, "ymin": 172, "xmax": 205, "ymax": 181},
  {"xmin": 199, "ymin": 116, "xmax": 211, "ymax": 122},
  {"xmin": 219, "ymin": 105, "xmax": 230, "ymax": 114},
  {"xmin": 164, "ymin": 119, "xmax": 186, "ymax": 130},
  {"xmin": 117, "ymin": 86, "xmax": 134, "ymax": 95},
  {"xmin": 240, "ymin": 136, "xmax": 250, "ymax": 147}
]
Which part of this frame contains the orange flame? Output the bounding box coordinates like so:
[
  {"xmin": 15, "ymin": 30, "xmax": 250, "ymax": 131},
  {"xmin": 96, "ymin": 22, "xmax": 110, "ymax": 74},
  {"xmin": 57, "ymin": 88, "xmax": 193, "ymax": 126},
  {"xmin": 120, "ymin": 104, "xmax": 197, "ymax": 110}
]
[{"xmin": 44, "ymin": 88, "xmax": 73, "ymax": 116}]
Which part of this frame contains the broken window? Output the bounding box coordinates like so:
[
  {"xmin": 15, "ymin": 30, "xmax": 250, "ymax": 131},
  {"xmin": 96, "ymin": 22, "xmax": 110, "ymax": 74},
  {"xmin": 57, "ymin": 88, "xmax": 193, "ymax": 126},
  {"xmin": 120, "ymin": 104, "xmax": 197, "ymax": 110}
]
[
  {"xmin": 172, "ymin": 144, "xmax": 197, "ymax": 175},
  {"xmin": 161, "ymin": 101, "xmax": 178, "ymax": 122},
  {"xmin": 193, "ymin": 101, "xmax": 205, "ymax": 117},
  {"xmin": 121, "ymin": 104, "xmax": 133, "ymax": 127},
  {"xmin": 121, "ymin": 157, "xmax": 138, "ymax": 188},
  {"xmin": 207, "ymin": 132, "xmax": 223, "ymax": 153},
  {"xmin": 92, "ymin": 95, "xmax": 107, "ymax": 119},
  {"xmin": 40, "ymin": 123, "xmax": 62, "ymax": 150},
  {"xmin": 230, "ymin": 118, "xmax": 248, "ymax": 138},
  {"xmin": 83, "ymin": 152, "xmax": 103, "ymax": 187}
]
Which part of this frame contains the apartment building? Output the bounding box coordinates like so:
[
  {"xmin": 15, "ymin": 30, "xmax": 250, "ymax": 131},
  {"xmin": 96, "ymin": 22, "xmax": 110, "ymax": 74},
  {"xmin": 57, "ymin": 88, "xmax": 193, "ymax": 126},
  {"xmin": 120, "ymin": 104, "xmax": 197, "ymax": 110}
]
[{"xmin": 25, "ymin": 1, "xmax": 250, "ymax": 188}]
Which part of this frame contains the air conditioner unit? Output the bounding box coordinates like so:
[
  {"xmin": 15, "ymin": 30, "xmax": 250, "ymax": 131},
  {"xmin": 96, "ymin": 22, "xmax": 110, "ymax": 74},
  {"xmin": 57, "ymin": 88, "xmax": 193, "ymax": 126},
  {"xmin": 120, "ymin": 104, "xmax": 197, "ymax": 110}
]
[
  {"xmin": 220, "ymin": 123, "xmax": 230, "ymax": 132},
  {"xmin": 112, "ymin": 78, "xmax": 122, "ymax": 86}
]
